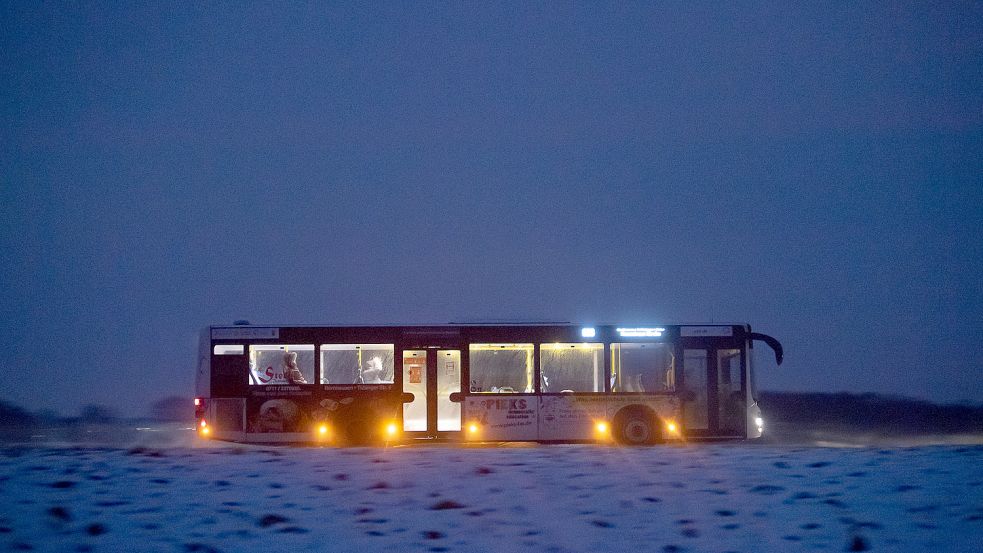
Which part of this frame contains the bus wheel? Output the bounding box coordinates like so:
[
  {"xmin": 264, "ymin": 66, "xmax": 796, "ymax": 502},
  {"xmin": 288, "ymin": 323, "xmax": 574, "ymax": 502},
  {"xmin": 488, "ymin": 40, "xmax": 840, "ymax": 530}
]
[{"xmin": 614, "ymin": 407, "xmax": 661, "ymax": 446}]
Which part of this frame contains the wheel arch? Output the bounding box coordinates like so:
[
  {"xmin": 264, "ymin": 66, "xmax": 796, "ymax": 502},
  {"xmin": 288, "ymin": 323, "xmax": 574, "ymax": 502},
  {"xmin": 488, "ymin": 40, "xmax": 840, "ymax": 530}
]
[{"xmin": 612, "ymin": 404, "xmax": 664, "ymax": 445}]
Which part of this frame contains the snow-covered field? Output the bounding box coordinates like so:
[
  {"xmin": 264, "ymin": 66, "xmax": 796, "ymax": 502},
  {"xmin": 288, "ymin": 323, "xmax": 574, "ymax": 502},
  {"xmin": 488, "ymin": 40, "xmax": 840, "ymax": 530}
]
[{"xmin": 1, "ymin": 440, "xmax": 980, "ymax": 552}]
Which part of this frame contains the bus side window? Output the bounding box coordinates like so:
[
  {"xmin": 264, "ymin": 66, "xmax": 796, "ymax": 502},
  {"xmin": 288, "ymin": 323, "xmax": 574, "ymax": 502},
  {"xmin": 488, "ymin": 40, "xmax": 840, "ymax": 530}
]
[
  {"xmin": 610, "ymin": 343, "xmax": 674, "ymax": 393},
  {"xmin": 469, "ymin": 344, "xmax": 534, "ymax": 394},
  {"xmin": 320, "ymin": 345, "xmax": 395, "ymax": 385},
  {"xmin": 214, "ymin": 345, "xmax": 244, "ymax": 355},
  {"xmin": 540, "ymin": 343, "xmax": 603, "ymax": 393},
  {"xmin": 248, "ymin": 345, "xmax": 315, "ymax": 385}
]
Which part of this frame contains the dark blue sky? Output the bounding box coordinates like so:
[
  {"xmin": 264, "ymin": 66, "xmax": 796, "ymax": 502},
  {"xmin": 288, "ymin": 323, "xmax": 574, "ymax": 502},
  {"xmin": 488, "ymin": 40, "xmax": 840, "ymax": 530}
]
[{"xmin": 2, "ymin": 2, "xmax": 981, "ymax": 416}]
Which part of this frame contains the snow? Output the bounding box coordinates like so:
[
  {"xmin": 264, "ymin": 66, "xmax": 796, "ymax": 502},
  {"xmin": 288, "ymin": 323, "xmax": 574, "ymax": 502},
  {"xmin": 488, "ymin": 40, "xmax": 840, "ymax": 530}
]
[{"xmin": 1, "ymin": 439, "xmax": 981, "ymax": 552}]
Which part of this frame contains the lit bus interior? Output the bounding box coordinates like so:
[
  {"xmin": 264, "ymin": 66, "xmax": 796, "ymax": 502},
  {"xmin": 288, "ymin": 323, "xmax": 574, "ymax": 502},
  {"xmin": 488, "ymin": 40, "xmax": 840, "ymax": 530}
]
[
  {"xmin": 468, "ymin": 344, "xmax": 534, "ymax": 393},
  {"xmin": 540, "ymin": 343, "xmax": 604, "ymax": 393},
  {"xmin": 320, "ymin": 344, "xmax": 395, "ymax": 384}
]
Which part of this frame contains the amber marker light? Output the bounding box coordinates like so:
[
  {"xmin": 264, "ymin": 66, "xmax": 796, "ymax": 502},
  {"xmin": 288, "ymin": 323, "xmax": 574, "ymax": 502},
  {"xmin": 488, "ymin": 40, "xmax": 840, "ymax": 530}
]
[
  {"xmin": 666, "ymin": 421, "xmax": 678, "ymax": 434},
  {"xmin": 385, "ymin": 422, "xmax": 399, "ymax": 437},
  {"xmin": 468, "ymin": 422, "xmax": 480, "ymax": 434},
  {"xmin": 594, "ymin": 420, "xmax": 612, "ymax": 441},
  {"xmin": 199, "ymin": 420, "xmax": 210, "ymax": 436}
]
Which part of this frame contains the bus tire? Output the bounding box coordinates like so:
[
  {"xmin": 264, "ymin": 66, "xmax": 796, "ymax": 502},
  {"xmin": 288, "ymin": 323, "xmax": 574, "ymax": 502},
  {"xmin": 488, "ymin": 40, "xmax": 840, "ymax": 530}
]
[{"xmin": 613, "ymin": 407, "xmax": 662, "ymax": 446}]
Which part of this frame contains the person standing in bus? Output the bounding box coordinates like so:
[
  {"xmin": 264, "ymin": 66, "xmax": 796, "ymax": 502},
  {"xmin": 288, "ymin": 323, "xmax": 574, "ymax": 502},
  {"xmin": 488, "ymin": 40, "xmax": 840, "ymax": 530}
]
[{"xmin": 284, "ymin": 351, "xmax": 308, "ymax": 384}]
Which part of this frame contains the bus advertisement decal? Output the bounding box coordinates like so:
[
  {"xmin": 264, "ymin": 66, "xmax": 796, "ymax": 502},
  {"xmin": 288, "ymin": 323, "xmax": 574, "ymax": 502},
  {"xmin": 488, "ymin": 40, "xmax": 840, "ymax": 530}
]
[
  {"xmin": 539, "ymin": 396, "xmax": 608, "ymax": 440},
  {"xmin": 247, "ymin": 398, "xmax": 312, "ymax": 433},
  {"xmin": 245, "ymin": 396, "xmax": 397, "ymax": 435},
  {"xmin": 250, "ymin": 385, "xmax": 312, "ymax": 399},
  {"xmin": 464, "ymin": 397, "xmax": 538, "ymax": 440}
]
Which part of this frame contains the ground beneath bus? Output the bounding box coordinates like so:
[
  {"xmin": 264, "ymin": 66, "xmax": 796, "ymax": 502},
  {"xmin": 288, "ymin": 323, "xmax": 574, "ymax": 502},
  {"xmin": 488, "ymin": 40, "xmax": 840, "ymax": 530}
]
[{"xmin": 1, "ymin": 436, "xmax": 981, "ymax": 552}]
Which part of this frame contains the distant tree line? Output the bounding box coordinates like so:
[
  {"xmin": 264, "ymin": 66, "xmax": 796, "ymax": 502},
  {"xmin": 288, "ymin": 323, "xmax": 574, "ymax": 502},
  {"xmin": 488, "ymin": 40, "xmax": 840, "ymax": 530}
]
[
  {"xmin": 0, "ymin": 401, "xmax": 36, "ymax": 427},
  {"xmin": 0, "ymin": 395, "xmax": 194, "ymax": 428},
  {"xmin": 760, "ymin": 391, "xmax": 983, "ymax": 434}
]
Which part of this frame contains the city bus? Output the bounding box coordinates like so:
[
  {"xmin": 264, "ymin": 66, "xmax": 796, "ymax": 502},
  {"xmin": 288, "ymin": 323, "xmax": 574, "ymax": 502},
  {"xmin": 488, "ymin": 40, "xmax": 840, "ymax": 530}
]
[{"xmin": 194, "ymin": 322, "xmax": 783, "ymax": 445}]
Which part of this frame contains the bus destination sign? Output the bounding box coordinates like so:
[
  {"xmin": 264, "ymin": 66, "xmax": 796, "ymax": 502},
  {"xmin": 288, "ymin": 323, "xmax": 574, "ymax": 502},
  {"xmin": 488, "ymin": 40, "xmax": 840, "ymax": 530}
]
[
  {"xmin": 211, "ymin": 327, "xmax": 280, "ymax": 340},
  {"xmin": 680, "ymin": 326, "xmax": 733, "ymax": 337}
]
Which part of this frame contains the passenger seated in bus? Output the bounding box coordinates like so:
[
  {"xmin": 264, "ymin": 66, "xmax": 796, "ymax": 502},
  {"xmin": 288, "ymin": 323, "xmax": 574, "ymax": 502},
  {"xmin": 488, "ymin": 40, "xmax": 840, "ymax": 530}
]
[
  {"xmin": 360, "ymin": 356, "xmax": 386, "ymax": 384},
  {"xmin": 284, "ymin": 351, "xmax": 308, "ymax": 384},
  {"xmin": 617, "ymin": 373, "xmax": 646, "ymax": 393}
]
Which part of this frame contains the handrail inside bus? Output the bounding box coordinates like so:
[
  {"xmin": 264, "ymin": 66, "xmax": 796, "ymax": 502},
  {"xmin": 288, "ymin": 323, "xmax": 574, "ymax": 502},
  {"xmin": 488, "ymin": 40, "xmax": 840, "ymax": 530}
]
[{"xmin": 749, "ymin": 332, "xmax": 783, "ymax": 365}]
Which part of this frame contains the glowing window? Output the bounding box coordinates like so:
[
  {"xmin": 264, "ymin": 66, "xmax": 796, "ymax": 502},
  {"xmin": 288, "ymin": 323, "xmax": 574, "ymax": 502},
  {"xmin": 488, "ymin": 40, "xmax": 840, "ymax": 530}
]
[
  {"xmin": 610, "ymin": 342, "xmax": 675, "ymax": 393},
  {"xmin": 320, "ymin": 344, "xmax": 394, "ymax": 385},
  {"xmin": 248, "ymin": 345, "xmax": 315, "ymax": 385},
  {"xmin": 469, "ymin": 344, "xmax": 534, "ymax": 393},
  {"xmin": 540, "ymin": 343, "xmax": 604, "ymax": 392},
  {"xmin": 213, "ymin": 345, "xmax": 244, "ymax": 355}
]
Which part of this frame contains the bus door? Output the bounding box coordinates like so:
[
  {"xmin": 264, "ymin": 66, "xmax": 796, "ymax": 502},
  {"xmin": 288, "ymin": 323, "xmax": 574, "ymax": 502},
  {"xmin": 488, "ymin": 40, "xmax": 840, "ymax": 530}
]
[
  {"xmin": 681, "ymin": 348, "xmax": 710, "ymax": 435},
  {"xmin": 402, "ymin": 348, "xmax": 462, "ymax": 437},
  {"xmin": 714, "ymin": 347, "xmax": 745, "ymax": 436},
  {"xmin": 681, "ymin": 343, "xmax": 746, "ymax": 438}
]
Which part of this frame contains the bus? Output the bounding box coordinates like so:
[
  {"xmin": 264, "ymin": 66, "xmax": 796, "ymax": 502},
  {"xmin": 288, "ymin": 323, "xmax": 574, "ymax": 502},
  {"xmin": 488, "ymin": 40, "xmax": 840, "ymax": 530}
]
[{"xmin": 194, "ymin": 322, "xmax": 783, "ymax": 445}]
